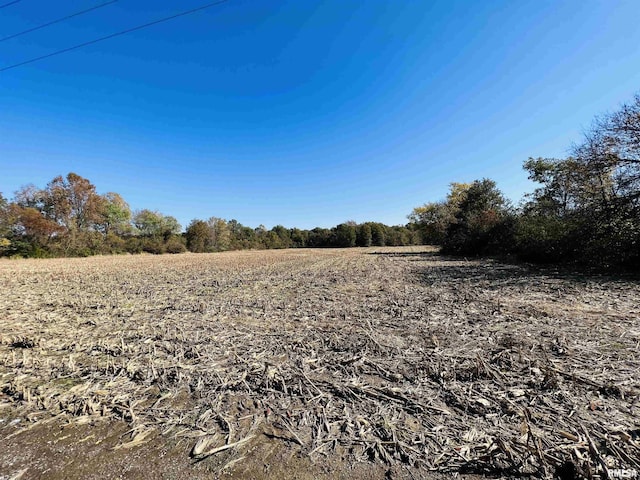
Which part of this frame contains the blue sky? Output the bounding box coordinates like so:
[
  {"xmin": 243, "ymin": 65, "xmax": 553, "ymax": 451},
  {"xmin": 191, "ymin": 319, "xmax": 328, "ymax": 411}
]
[{"xmin": 2, "ymin": 0, "xmax": 640, "ymax": 230}]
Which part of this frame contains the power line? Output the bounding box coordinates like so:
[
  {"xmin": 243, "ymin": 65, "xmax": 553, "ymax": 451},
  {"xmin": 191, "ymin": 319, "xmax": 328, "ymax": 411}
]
[
  {"xmin": 0, "ymin": 1, "xmax": 21, "ymax": 10},
  {"xmin": 0, "ymin": 0, "xmax": 230, "ymax": 73},
  {"xmin": 1, "ymin": 1, "xmax": 118, "ymax": 43}
]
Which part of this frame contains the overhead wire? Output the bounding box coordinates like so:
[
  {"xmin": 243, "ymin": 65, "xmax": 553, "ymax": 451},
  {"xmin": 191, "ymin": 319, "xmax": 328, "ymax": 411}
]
[
  {"xmin": 0, "ymin": 1, "xmax": 21, "ymax": 9},
  {"xmin": 1, "ymin": 1, "xmax": 118, "ymax": 43},
  {"xmin": 0, "ymin": 0, "xmax": 230, "ymax": 73}
]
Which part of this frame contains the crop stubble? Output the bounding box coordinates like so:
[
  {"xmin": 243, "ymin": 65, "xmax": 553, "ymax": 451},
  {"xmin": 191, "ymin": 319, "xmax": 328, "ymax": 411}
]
[{"xmin": 0, "ymin": 247, "xmax": 639, "ymax": 478}]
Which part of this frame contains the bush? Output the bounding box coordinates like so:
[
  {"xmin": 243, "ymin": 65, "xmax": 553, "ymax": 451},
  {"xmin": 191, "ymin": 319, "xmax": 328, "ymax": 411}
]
[
  {"xmin": 514, "ymin": 215, "xmax": 575, "ymax": 263},
  {"xmin": 104, "ymin": 232, "xmax": 127, "ymax": 254},
  {"xmin": 124, "ymin": 236, "xmax": 143, "ymax": 254},
  {"xmin": 141, "ymin": 237, "xmax": 166, "ymax": 254},
  {"xmin": 165, "ymin": 236, "xmax": 187, "ymax": 254}
]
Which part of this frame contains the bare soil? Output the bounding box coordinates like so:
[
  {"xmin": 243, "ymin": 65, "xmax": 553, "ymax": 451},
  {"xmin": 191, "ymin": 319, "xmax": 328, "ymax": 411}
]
[{"xmin": 1, "ymin": 247, "xmax": 638, "ymax": 479}]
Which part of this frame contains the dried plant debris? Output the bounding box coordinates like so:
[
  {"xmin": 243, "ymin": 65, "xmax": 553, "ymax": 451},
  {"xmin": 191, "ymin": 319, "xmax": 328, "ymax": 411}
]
[{"xmin": 1, "ymin": 247, "xmax": 639, "ymax": 478}]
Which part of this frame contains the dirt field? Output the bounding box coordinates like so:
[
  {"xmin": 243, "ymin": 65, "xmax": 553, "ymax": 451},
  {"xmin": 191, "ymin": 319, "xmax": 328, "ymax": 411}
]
[{"xmin": 1, "ymin": 247, "xmax": 639, "ymax": 479}]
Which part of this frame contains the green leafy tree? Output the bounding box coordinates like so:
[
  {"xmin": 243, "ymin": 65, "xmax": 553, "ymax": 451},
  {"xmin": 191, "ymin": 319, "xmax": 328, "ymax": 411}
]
[
  {"xmin": 408, "ymin": 201, "xmax": 452, "ymax": 244},
  {"xmin": 522, "ymin": 158, "xmax": 583, "ymax": 217},
  {"xmin": 387, "ymin": 225, "xmax": 412, "ymax": 246},
  {"xmin": 572, "ymin": 100, "xmax": 640, "ymax": 267},
  {"xmin": 334, "ymin": 223, "xmax": 356, "ymax": 247},
  {"xmin": 263, "ymin": 230, "xmax": 284, "ymax": 249},
  {"xmin": 307, "ymin": 227, "xmax": 332, "ymax": 247},
  {"xmin": 97, "ymin": 192, "xmax": 132, "ymax": 235},
  {"xmin": 442, "ymin": 179, "xmax": 513, "ymax": 255},
  {"xmin": 133, "ymin": 209, "xmax": 165, "ymax": 236},
  {"xmin": 408, "ymin": 183, "xmax": 471, "ymax": 245},
  {"xmin": 165, "ymin": 236, "xmax": 187, "ymax": 254},
  {"xmin": 356, "ymin": 223, "xmax": 372, "ymax": 247},
  {"xmin": 228, "ymin": 219, "xmax": 257, "ymax": 249},
  {"xmin": 290, "ymin": 228, "xmax": 308, "ymax": 247},
  {"xmin": 446, "ymin": 182, "xmax": 472, "ymax": 209},
  {"xmin": 185, "ymin": 219, "xmax": 213, "ymax": 252},
  {"xmin": 272, "ymin": 225, "xmax": 292, "ymax": 248},
  {"xmin": 514, "ymin": 94, "xmax": 640, "ymax": 268},
  {"xmin": 370, "ymin": 223, "xmax": 386, "ymax": 246},
  {"xmin": 514, "ymin": 158, "xmax": 583, "ymax": 262},
  {"xmin": 208, "ymin": 217, "xmax": 230, "ymax": 250},
  {"xmin": 161, "ymin": 216, "xmax": 181, "ymax": 238}
]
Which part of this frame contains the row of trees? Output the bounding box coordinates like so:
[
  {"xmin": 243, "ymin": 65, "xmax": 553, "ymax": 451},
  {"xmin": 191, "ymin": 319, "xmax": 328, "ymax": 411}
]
[
  {"xmin": 409, "ymin": 94, "xmax": 640, "ymax": 269},
  {"xmin": 0, "ymin": 173, "xmax": 185, "ymax": 257},
  {"xmin": 184, "ymin": 218, "xmax": 420, "ymax": 252},
  {"xmin": 0, "ymin": 174, "xmax": 420, "ymax": 257},
  {"xmin": 3, "ymin": 93, "xmax": 638, "ymax": 268}
]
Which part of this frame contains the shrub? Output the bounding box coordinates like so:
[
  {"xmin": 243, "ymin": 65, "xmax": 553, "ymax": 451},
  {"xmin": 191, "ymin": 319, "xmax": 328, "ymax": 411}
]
[
  {"xmin": 165, "ymin": 236, "xmax": 187, "ymax": 254},
  {"xmin": 141, "ymin": 238, "xmax": 166, "ymax": 254}
]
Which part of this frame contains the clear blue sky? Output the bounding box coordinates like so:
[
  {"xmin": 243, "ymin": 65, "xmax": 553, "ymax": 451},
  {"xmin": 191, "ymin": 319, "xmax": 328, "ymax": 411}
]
[{"xmin": 2, "ymin": 0, "xmax": 640, "ymax": 230}]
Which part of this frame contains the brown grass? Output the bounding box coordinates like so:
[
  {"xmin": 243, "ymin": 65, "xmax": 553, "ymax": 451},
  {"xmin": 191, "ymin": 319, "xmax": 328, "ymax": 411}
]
[{"xmin": 1, "ymin": 246, "xmax": 639, "ymax": 479}]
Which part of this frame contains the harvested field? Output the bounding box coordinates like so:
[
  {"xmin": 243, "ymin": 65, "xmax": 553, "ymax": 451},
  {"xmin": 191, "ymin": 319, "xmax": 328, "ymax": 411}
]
[{"xmin": 1, "ymin": 246, "xmax": 639, "ymax": 479}]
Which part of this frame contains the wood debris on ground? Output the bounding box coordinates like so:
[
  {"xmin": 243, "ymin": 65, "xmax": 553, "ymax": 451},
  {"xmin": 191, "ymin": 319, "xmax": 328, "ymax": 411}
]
[{"xmin": 0, "ymin": 247, "xmax": 638, "ymax": 478}]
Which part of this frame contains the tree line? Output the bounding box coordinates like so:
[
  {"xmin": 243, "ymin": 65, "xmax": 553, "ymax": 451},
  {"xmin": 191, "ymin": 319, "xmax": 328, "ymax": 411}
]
[
  {"xmin": 409, "ymin": 93, "xmax": 640, "ymax": 270},
  {"xmin": 184, "ymin": 219, "xmax": 420, "ymax": 252},
  {"xmin": 2, "ymin": 93, "xmax": 638, "ymax": 268},
  {"xmin": 0, "ymin": 173, "xmax": 420, "ymax": 257}
]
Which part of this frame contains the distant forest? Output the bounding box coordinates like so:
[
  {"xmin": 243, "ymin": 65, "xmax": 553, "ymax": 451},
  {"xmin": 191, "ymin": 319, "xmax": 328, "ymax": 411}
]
[
  {"xmin": 1, "ymin": 94, "xmax": 639, "ymax": 270},
  {"xmin": 0, "ymin": 173, "xmax": 421, "ymax": 257}
]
